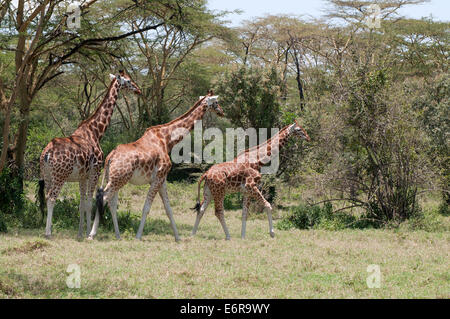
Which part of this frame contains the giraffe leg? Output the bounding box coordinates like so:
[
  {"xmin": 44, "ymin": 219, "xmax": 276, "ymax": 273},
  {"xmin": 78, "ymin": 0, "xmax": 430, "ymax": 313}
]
[
  {"xmin": 109, "ymin": 192, "xmax": 120, "ymax": 239},
  {"xmin": 86, "ymin": 170, "xmax": 100, "ymax": 237},
  {"xmin": 192, "ymin": 185, "xmax": 212, "ymax": 236},
  {"xmin": 214, "ymin": 197, "xmax": 230, "ymax": 240},
  {"xmin": 45, "ymin": 199, "xmax": 56, "ymax": 239},
  {"xmin": 41, "ymin": 167, "xmax": 52, "ymax": 225},
  {"xmin": 85, "ymin": 195, "xmax": 93, "ymax": 238},
  {"xmin": 248, "ymin": 185, "xmax": 275, "ymax": 238},
  {"xmin": 78, "ymin": 179, "xmax": 88, "ymax": 239},
  {"xmin": 45, "ymin": 181, "xmax": 65, "ymax": 239},
  {"xmin": 88, "ymin": 204, "xmax": 100, "ymax": 240},
  {"xmin": 136, "ymin": 169, "xmax": 163, "ymax": 240},
  {"xmin": 241, "ymin": 194, "xmax": 250, "ymax": 239},
  {"xmin": 266, "ymin": 205, "xmax": 275, "ymax": 238},
  {"xmin": 158, "ymin": 180, "xmax": 180, "ymax": 242}
]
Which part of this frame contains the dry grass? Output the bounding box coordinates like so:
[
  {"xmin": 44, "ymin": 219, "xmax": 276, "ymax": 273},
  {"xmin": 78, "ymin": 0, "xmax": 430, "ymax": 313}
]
[{"xmin": 1, "ymin": 182, "xmax": 449, "ymax": 299}]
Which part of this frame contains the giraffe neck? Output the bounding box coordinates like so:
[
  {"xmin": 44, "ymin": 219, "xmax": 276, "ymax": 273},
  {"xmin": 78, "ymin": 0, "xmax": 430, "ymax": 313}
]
[
  {"xmin": 151, "ymin": 98, "xmax": 207, "ymax": 152},
  {"xmin": 73, "ymin": 79, "xmax": 120, "ymax": 142},
  {"xmin": 237, "ymin": 124, "xmax": 294, "ymax": 169}
]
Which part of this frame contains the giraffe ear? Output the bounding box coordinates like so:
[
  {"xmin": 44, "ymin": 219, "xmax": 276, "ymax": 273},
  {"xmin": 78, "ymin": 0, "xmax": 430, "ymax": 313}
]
[
  {"xmin": 109, "ymin": 74, "xmax": 116, "ymax": 80},
  {"xmin": 119, "ymin": 70, "xmax": 125, "ymax": 76}
]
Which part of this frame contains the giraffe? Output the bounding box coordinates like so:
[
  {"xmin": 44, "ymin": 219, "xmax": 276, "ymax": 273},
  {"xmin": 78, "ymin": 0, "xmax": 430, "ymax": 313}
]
[
  {"xmin": 88, "ymin": 90, "xmax": 224, "ymax": 241},
  {"xmin": 38, "ymin": 71, "xmax": 141, "ymax": 239},
  {"xmin": 192, "ymin": 120, "xmax": 310, "ymax": 240}
]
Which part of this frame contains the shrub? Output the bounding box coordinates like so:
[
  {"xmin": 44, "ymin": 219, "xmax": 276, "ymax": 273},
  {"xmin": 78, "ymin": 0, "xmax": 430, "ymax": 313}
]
[
  {"xmin": 438, "ymin": 201, "xmax": 449, "ymax": 216},
  {"xmin": 223, "ymin": 193, "xmax": 241, "ymax": 210},
  {"xmin": 403, "ymin": 208, "xmax": 449, "ymax": 232},
  {"xmin": 0, "ymin": 168, "xmax": 25, "ymax": 216},
  {"xmin": 0, "ymin": 213, "xmax": 7, "ymax": 233},
  {"xmin": 275, "ymin": 202, "xmax": 380, "ymax": 231},
  {"xmin": 276, "ymin": 203, "xmax": 333, "ymax": 230}
]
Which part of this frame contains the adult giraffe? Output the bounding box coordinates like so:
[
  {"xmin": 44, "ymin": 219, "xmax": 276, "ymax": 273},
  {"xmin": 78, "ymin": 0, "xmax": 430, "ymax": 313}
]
[
  {"xmin": 192, "ymin": 120, "xmax": 310, "ymax": 240},
  {"xmin": 39, "ymin": 71, "xmax": 141, "ymax": 239},
  {"xmin": 88, "ymin": 91, "xmax": 224, "ymax": 241}
]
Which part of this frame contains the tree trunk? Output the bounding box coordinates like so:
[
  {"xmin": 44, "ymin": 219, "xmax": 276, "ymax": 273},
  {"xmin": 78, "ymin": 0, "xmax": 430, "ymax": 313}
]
[
  {"xmin": 292, "ymin": 48, "xmax": 305, "ymax": 111},
  {"xmin": 14, "ymin": 96, "xmax": 31, "ymax": 174},
  {"xmin": 0, "ymin": 106, "xmax": 11, "ymax": 171},
  {"xmin": 13, "ymin": 68, "xmax": 32, "ymax": 180}
]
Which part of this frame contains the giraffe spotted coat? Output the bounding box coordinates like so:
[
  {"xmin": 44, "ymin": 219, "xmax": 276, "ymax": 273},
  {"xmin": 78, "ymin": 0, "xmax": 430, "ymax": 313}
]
[
  {"xmin": 192, "ymin": 121, "xmax": 310, "ymax": 240},
  {"xmin": 88, "ymin": 91, "xmax": 225, "ymax": 241},
  {"xmin": 39, "ymin": 71, "xmax": 141, "ymax": 238}
]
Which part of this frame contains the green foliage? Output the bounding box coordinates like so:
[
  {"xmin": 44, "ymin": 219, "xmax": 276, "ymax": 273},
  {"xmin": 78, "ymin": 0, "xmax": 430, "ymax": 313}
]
[
  {"xmin": 402, "ymin": 208, "xmax": 450, "ymax": 232},
  {"xmin": 276, "ymin": 203, "xmax": 330, "ymax": 230},
  {"xmin": 331, "ymin": 67, "xmax": 431, "ymax": 223},
  {"xmin": 215, "ymin": 66, "xmax": 282, "ymax": 129},
  {"xmin": 276, "ymin": 202, "xmax": 381, "ymax": 231},
  {"xmin": 25, "ymin": 124, "xmax": 60, "ymax": 179},
  {"xmin": 0, "ymin": 214, "xmax": 6, "ymax": 233},
  {"xmin": 0, "ymin": 196, "xmax": 80, "ymax": 232},
  {"xmin": 413, "ymin": 74, "xmax": 450, "ymax": 204},
  {"xmin": 223, "ymin": 193, "xmax": 241, "ymax": 210},
  {"xmin": 0, "ymin": 1, "xmax": 448, "ymax": 232},
  {"xmin": 0, "ymin": 168, "xmax": 25, "ymax": 220},
  {"xmin": 438, "ymin": 202, "xmax": 449, "ymax": 217}
]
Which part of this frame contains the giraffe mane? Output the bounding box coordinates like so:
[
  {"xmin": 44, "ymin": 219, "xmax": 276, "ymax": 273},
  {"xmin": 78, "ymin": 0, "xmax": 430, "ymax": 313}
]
[
  {"xmin": 76, "ymin": 78, "xmax": 117, "ymax": 129},
  {"xmin": 236, "ymin": 124, "xmax": 292, "ymax": 159},
  {"xmin": 145, "ymin": 95, "xmax": 209, "ymax": 132}
]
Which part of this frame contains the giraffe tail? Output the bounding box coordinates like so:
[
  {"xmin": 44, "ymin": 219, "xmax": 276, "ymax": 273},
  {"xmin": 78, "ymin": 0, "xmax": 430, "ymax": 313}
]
[
  {"xmin": 37, "ymin": 149, "xmax": 49, "ymax": 224},
  {"xmin": 37, "ymin": 180, "xmax": 46, "ymax": 223},
  {"xmin": 192, "ymin": 173, "xmax": 206, "ymax": 213},
  {"xmin": 96, "ymin": 187, "xmax": 105, "ymax": 224},
  {"xmin": 96, "ymin": 159, "xmax": 110, "ymax": 224}
]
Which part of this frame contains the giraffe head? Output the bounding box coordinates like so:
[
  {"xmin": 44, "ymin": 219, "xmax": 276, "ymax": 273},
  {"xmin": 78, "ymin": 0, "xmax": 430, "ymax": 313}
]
[
  {"xmin": 109, "ymin": 70, "xmax": 142, "ymax": 95},
  {"xmin": 292, "ymin": 119, "xmax": 311, "ymax": 141},
  {"xmin": 199, "ymin": 90, "xmax": 224, "ymax": 117}
]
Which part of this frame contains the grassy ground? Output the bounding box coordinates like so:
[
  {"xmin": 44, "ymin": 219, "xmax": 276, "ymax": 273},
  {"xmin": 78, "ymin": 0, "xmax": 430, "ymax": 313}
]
[{"xmin": 0, "ymin": 182, "xmax": 449, "ymax": 298}]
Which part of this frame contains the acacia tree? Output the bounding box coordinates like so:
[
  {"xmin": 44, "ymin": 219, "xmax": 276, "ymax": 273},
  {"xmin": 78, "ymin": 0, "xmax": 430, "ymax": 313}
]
[
  {"xmin": 115, "ymin": 0, "xmax": 231, "ymax": 127},
  {"xmin": 0, "ymin": 0, "xmax": 182, "ymax": 177},
  {"xmin": 303, "ymin": 0, "xmax": 443, "ymax": 222}
]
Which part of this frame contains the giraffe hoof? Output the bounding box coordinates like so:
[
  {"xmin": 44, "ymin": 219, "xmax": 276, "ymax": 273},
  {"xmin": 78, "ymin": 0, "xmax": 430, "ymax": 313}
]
[
  {"xmin": 87, "ymin": 236, "xmax": 94, "ymax": 241},
  {"xmin": 44, "ymin": 234, "xmax": 51, "ymax": 240},
  {"xmin": 270, "ymin": 231, "xmax": 275, "ymax": 238},
  {"xmin": 225, "ymin": 237, "xmax": 231, "ymax": 241}
]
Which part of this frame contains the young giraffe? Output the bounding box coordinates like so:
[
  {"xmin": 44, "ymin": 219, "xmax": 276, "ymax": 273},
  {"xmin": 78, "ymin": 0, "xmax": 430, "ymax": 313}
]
[
  {"xmin": 88, "ymin": 91, "xmax": 224, "ymax": 241},
  {"xmin": 39, "ymin": 71, "xmax": 141, "ymax": 239},
  {"xmin": 192, "ymin": 120, "xmax": 310, "ymax": 240}
]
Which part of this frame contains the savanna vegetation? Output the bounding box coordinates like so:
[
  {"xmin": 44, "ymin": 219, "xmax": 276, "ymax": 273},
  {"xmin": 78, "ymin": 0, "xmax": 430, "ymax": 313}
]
[{"xmin": 0, "ymin": 0, "xmax": 448, "ymax": 298}]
